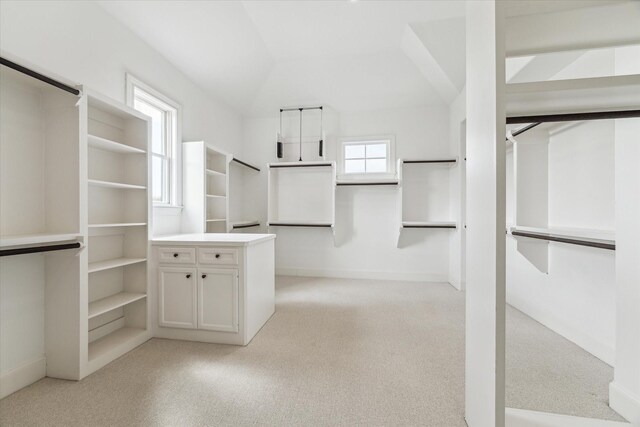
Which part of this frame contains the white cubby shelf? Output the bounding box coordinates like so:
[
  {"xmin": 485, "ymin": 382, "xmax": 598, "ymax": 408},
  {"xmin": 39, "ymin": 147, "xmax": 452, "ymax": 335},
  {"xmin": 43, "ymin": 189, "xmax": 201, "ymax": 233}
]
[{"xmin": 88, "ymin": 134, "xmax": 146, "ymax": 155}]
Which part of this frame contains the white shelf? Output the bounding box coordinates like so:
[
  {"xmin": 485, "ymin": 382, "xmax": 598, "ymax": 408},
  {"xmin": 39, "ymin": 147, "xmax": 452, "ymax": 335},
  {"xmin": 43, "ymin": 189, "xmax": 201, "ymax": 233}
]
[
  {"xmin": 206, "ymin": 218, "xmax": 226, "ymax": 222},
  {"xmin": 402, "ymin": 221, "xmax": 457, "ymax": 229},
  {"xmin": 89, "ymin": 223, "xmax": 147, "ymax": 228},
  {"xmin": 206, "ymin": 194, "xmax": 226, "ymax": 199},
  {"xmin": 0, "ymin": 233, "xmax": 80, "ymax": 248},
  {"xmin": 88, "ymin": 257, "xmax": 147, "ymax": 274},
  {"xmin": 88, "ymin": 326, "xmax": 147, "ymax": 362},
  {"xmin": 87, "ymin": 134, "xmax": 146, "ymax": 154},
  {"xmin": 88, "ymin": 179, "xmax": 146, "ymax": 190},
  {"xmin": 507, "ymin": 74, "xmax": 640, "ymax": 117},
  {"xmin": 206, "ymin": 169, "xmax": 226, "ymax": 177},
  {"xmin": 88, "ymin": 292, "xmax": 147, "ymax": 319},
  {"xmin": 269, "ymin": 161, "xmax": 334, "ymax": 168}
]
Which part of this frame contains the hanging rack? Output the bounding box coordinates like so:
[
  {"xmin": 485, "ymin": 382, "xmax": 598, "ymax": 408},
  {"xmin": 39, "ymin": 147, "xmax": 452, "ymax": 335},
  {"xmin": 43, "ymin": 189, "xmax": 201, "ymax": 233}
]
[
  {"xmin": 1, "ymin": 57, "xmax": 80, "ymax": 96},
  {"xmin": 277, "ymin": 106, "xmax": 324, "ymax": 161},
  {"xmin": 0, "ymin": 242, "xmax": 82, "ymax": 257}
]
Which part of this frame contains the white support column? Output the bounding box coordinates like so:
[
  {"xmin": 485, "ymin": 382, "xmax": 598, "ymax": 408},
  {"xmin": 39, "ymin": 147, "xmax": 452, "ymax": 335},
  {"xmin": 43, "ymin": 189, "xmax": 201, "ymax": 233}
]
[
  {"xmin": 464, "ymin": 1, "xmax": 506, "ymax": 426},
  {"xmin": 610, "ymin": 117, "xmax": 640, "ymax": 424}
]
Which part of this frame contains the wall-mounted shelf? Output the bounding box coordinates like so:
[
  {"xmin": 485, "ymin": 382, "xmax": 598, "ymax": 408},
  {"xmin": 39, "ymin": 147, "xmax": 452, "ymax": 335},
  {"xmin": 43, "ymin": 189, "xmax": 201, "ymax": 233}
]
[
  {"xmin": 206, "ymin": 169, "xmax": 225, "ymax": 177},
  {"xmin": 88, "ymin": 179, "xmax": 146, "ymax": 190},
  {"xmin": 88, "ymin": 257, "xmax": 147, "ymax": 274},
  {"xmin": 269, "ymin": 161, "xmax": 333, "ymax": 169},
  {"xmin": 89, "ymin": 223, "xmax": 147, "ymax": 228},
  {"xmin": 509, "ymin": 226, "xmax": 615, "ymax": 251},
  {"xmin": 87, "ymin": 134, "xmax": 146, "ymax": 155},
  {"xmin": 336, "ymin": 179, "xmax": 399, "ymax": 186},
  {"xmin": 402, "ymin": 221, "xmax": 457, "ymax": 229}
]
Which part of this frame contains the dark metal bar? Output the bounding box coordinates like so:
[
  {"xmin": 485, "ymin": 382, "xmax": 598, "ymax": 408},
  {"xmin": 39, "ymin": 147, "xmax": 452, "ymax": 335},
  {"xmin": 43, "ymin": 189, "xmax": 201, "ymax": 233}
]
[
  {"xmin": 1, "ymin": 57, "xmax": 80, "ymax": 96},
  {"xmin": 512, "ymin": 231, "xmax": 615, "ymax": 251},
  {"xmin": 337, "ymin": 182, "xmax": 398, "ymax": 186},
  {"xmin": 507, "ymin": 109, "xmax": 640, "ymax": 124},
  {"xmin": 270, "ymin": 163, "xmax": 332, "ymax": 169},
  {"xmin": 511, "ymin": 122, "xmax": 541, "ymax": 138},
  {"xmin": 269, "ymin": 223, "xmax": 332, "ymax": 228},
  {"xmin": 232, "ymin": 158, "xmax": 260, "ymax": 172},
  {"xmin": 280, "ymin": 106, "xmax": 323, "ymax": 112},
  {"xmin": 403, "ymin": 159, "xmax": 457, "ymax": 164},
  {"xmin": 232, "ymin": 223, "xmax": 260, "ymax": 229},
  {"xmin": 0, "ymin": 242, "xmax": 82, "ymax": 257},
  {"xmin": 403, "ymin": 224, "xmax": 457, "ymax": 229}
]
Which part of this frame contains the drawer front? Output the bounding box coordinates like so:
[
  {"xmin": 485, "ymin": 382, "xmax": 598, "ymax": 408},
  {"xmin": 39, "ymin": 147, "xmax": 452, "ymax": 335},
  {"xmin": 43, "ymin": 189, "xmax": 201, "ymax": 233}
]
[
  {"xmin": 157, "ymin": 247, "xmax": 196, "ymax": 264},
  {"xmin": 198, "ymin": 247, "xmax": 238, "ymax": 266}
]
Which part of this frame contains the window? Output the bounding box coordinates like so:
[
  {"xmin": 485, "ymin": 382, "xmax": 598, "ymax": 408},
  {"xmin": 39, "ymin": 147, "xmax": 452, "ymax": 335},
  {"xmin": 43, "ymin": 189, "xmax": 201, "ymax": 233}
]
[
  {"xmin": 125, "ymin": 74, "xmax": 181, "ymax": 207},
  {"xmin": 338, "ymin": 136, "xmax": 395, "ymax": 179}
]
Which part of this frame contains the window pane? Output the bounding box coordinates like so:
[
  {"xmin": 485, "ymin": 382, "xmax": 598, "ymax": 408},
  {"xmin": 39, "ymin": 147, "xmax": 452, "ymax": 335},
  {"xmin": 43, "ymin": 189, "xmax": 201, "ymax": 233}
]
[
  {"xmin": 134, "ymin": 98, "xmax": 165, "ymax": 155},
  {"xmin": 366, "ymin": 158, "xmax": 387, "ymax": 173},
  {"xmin": 345, "ymin": 144, "xmax": 365, "ymax": 159},
  {"xmin": 152, "ymin": 155, "xmax": 166, "ymax": 202},
  {"xmin": 366, "ymin": 143, "xmax": 387, "ymax": 159},
  {"xmin": 345, "ymin": 159, "xmax": 365, "ymax": 174}
]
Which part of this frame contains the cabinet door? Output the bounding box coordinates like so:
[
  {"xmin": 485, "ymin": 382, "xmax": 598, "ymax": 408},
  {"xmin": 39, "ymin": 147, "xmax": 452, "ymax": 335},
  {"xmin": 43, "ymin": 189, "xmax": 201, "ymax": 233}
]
[
  {"xmin": 197, "ymin": 268, "xmax": 239, "ymax": 333},
  {"xmin": 159, "ymin": 267, "xmax": 197, "ymax": 329}
]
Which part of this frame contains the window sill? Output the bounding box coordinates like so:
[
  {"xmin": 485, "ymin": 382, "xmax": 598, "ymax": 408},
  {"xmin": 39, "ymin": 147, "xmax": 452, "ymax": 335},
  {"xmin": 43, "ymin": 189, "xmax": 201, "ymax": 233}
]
[{"xmin": 153, "ymin": 205, "xmax": 183, "ymax": 216}]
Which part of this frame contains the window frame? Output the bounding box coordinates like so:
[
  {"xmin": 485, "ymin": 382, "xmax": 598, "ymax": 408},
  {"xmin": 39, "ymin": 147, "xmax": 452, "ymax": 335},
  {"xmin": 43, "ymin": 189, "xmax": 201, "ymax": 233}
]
[
  {"xmin": 337, "ymin": 135, "xmax": 396, "ymax": 180},
  {"xmin": 125, "ymin": 74, "xmax": 182, "ymax": 209}
]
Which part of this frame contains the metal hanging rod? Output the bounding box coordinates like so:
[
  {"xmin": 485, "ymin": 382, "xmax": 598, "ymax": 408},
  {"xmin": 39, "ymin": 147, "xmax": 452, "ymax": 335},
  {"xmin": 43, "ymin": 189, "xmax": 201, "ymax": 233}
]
[
  {"xmin": 403, "ymin": 159, "xmax": 457, "ymax": 164},
  {"xmin": 231, "ymin": 158, "xmax": 260, "ymax": 172},
  {"xmin": 403, "ymin": 224, "xmax": 457, "ymax": 229},
  {"xmin": 507, "ymin": 109, "xmax": 640, "ymax": 125},
  {"xmin": 337, "ymin": 182, "xmax": 398, "ymax": 186},
  {"xmin": 269, "ymin": 223, "xmax": 332, "ymax": 228},
  {"xmin": 511, "ymin": 230, "xmax": 615, "ymax": 251},
  {"xmin": 232, "ymin": 222, "xmax": 260, "ymax": 229},
  {"xmin": 0, "ymin": 242, "xmax": 82, "ymax": 257},
  {"xmin": 510, "ymin": 122, "xmax": 541, "ymax": 138},
  {"xmin": 0, "ymin": 57, "xmax": 80, "ymax": 96},
  {"xmin": 269, "ymin": 163, "xmax": 332, "ymax": 169},
  {"xmin": 280, "ymin": 106, "xmax": 323, "ymax": 112}
]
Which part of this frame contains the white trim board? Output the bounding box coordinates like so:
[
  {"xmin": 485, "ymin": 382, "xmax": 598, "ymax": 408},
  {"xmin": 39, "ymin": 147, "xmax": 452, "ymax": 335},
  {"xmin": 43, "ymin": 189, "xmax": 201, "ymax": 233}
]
[
  {"xmin": 0, "ymin": 356, "xmax": 46, "ymax": 399},
  {"xmin": 505, "ymin": 407, "xmax": 630, "ymax": 427},
  {"xmin": 610, "ymin": 382, "xmax": 640, "ymax": 426},
  {"xmin": 276, "ymin": 268, "xmax": 448, "ymax": 284}
]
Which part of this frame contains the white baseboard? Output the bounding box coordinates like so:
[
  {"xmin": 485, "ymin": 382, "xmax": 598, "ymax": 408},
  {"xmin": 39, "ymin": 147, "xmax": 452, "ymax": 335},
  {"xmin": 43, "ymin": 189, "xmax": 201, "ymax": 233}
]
[
  {"xmin": 610, "ymin": 382, "xmax": 640, "ymax": 425},
  {"xmin": 0, "ymin": 356, "xmax": 46, "ymax": 399},
  {"xmin": 505, "ymin": 407, "xmax": 630, "ymax": 426},
  {"xmin": 276, "ymin": 267, "xmax": 448, "ymax": 283},
  {"xmin": 507, "ymin": 298, "xmax": 615, "ymax": 366}
]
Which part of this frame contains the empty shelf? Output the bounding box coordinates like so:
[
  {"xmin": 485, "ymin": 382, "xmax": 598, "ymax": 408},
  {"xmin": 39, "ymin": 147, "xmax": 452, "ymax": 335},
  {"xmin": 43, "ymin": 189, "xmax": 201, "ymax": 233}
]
[
  {"xmin": 509, "ymin": 226, "xmax": 615, "ymax": 250},
  {"xmin": 269, "ymin": 221, "xmax": 333, "ymax": 228},
  {"xmin": 88, "ymin": 134, "xmax": 146, "ymax": 154},
  {"xmin": 206, "ymin": 169, "xmax": 226, "ymax": 177},
  {"xmin": 402, "ymin": 221, "xmax": 457, "ymax": 229},
  {"xmin": 88, "ymin": 326, "xmax": 147, "ymax": 363},
  {"xmin": 88, "ymin": 179, "xmax": 146, "ymax": 190},
  {"xmin": 88, "ymin": 292, "xmax": 147, "ymax": 319},
  {"xmin": 88, "ymin": 257, "xmax": 147, "ymax": 274},
  {"xmin": 206, "ymin": 194, "xmax": 226, "ymax": 199},
  {"xmin": 89, "ymin": 223, "xmax": 147, "ymax": 228},
  {"xmin": 0, "ymin": 233, "xmax": 80, "ymax": 248},
  {"xmin": 269, "ymin": 161, "xmax": 333, "ymax": 169},
  {"xmin": 231, "ymin": 220, "xmax": 260, "ymax": 229}
]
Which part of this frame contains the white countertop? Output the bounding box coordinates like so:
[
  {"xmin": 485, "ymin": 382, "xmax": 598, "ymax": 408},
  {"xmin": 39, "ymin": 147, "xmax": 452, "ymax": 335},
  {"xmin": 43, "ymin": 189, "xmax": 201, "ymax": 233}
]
[{"xmin": 152, "ymin": 233, "xmax": 275, "ymax": 246}]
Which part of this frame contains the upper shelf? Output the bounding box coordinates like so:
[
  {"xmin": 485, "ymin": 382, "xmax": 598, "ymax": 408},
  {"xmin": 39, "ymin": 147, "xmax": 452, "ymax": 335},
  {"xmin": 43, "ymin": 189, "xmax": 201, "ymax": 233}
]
[
  {"xmin": 87, "ymin": 134, "xmax": 146, "ymax": 155},
  {"xmin": 336, "ymin": 179, "xmax": 399, "ymax": 186},
  {"xmin": 269, "ymin": 161, "xmax": 334, "ymax": 169},
  {"xmin": 506, "ymin": 74, "xmax": 640, "ymax": 119}
]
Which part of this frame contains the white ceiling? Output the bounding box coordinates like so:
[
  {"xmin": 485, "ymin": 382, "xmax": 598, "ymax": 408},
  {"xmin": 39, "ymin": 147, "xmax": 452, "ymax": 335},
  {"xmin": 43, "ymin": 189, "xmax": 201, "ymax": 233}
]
[{"xmin": 97, "ymin": 0, "xmax": 464, "ymax": 116}]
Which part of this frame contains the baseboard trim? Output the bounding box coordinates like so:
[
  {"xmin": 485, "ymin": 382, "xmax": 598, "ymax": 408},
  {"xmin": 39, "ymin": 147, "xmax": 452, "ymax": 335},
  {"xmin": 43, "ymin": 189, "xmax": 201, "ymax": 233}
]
[
  {"xmin": 505, "ymin": 407, "xmax": 630, "ymax": 426},
  {"xmin": 0, "ymin": 356, "xmax": 46, "ymax": 399},
  {"xmin": 610, "ymin": 382, "xmax": 640, "ymax": 425},
  {"xmin": 276, "ymin": 267, "xmax": 448, "ymax": 283}
]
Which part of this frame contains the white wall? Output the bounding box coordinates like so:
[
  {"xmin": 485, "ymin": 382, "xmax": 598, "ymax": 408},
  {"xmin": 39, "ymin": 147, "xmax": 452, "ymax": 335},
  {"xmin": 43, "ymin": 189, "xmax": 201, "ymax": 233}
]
[
  {"xmin": 243, "ymin": 105, "xmax": 452, "ymax": 282},
  {"xmin": 0, "ymin": 0, "xmax": 242, "ymax": 388},
  {"xmin": 448, "ymin": 89, "xmax": 466, "ymax": 290}
]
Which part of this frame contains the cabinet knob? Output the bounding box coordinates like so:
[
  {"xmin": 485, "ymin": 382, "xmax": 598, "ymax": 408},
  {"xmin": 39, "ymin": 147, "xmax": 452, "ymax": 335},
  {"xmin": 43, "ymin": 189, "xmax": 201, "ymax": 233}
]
[
  {"xmin": 173, "ymin": 253, "xmax": 178, "ymax": 258},
  {"xmin": 202, "ymin": 274, "xmax": 207, "ymax": 279},
  {"xmin": 215, "ymin": 254, "xmax": 221, "ymax": 259},
  {"xmin": 186, "ymin": 274, "xmax": 191, "ymax": 279}
]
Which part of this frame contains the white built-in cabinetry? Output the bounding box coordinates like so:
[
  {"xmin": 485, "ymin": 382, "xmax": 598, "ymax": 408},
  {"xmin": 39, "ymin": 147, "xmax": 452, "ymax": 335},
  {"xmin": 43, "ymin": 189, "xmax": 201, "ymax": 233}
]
[
  {"xmin": 228, "ymin": 158, "xmax": 262, "ymax": 231},
  {"xmin": 0, "ymin": 62, "xmax": 151, "ymax": 385}
]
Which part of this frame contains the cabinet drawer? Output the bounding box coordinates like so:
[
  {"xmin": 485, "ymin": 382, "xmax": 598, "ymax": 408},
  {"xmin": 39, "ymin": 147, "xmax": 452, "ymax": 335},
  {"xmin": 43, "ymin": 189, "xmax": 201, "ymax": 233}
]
[
  {"xmin": 198, "ymin": 247, "xmax": 238, "ymax": 266},
  {"xmin": 157, "ymin": 247, "xmax": 196, "ymax": 264}
]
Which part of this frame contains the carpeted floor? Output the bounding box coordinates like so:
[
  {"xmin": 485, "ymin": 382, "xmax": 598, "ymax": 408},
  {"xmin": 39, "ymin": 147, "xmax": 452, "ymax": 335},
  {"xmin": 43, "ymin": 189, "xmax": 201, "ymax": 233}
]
[{"xmin": 0, "ymin": 276, "xmax": 623, "ymax": 426}]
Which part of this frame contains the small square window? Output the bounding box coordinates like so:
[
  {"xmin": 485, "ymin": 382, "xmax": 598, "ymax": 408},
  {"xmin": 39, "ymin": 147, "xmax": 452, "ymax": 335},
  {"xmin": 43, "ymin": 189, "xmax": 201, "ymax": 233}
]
[{"xmin": 339, "ymin": 137, "xmax": 394, "ymax": 178}]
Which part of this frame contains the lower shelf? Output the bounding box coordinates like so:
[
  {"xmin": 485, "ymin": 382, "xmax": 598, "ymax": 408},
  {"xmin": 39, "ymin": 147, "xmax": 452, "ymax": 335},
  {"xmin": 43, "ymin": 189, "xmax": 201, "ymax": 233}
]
[
  {"xmin": 88, "ymin": 292, "xmax": 146, "ymax": 319},
  {"xmin": 88, "ymin": 326, "xmax": 148, "ymax": 365}
]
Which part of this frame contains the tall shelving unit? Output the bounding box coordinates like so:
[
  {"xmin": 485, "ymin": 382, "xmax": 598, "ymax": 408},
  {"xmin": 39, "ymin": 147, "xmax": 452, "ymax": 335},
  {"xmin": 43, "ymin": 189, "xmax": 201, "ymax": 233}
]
[
  {"xmin": 267, "ymin": 161, "xmax": 336, "ymax": 228},
  {"xmin": 228, "ymin": 158, "xmax": 262, "ymax": 232},
  {"xmin": 83, "ymin": 89, "xmax": 152, "ymax": 376},
  {"xmin": 182, "ymin": 142, "xmax": 230, "ymax": 233}
]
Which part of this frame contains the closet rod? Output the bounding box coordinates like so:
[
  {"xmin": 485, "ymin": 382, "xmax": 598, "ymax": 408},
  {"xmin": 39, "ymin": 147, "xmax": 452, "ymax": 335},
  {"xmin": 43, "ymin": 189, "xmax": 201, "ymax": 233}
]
[
  {"xmin": 269, "ymin": 223, "xmax": 332, "ymax": 228},
  {"xmin": 337, "ymin": 182, "xmax": 398, "ymax": 186},
  {"xmin": 511, "ymin": 122, "xmax": 541, "ymax": 138},
  {"xmin": 403, "ymin": 224, "xmax": 457, "ymax": 229},
  {"xmin": 280, "ymin": 106, "xmax": 323, "ymax": 112},
  {"xmin": 270, "ymin": 163, "xmax": 332, "ymax": 169},
  {"xmin": 511, "ymin": 231, "xmax": 615, "ymax": 251},
  {"xmin": 403, "ymin": 159, "xmax": 456, "ymax": 164},
  {"xmin": 0, "ymin": 57, "xmax": 80, "ymax": 96},
  {"xmin": 232, "ymin": 158, "xmax": 260, "ymax": 172},
  {"xmin": 0, "ymin": 242, "xmax": 82, "ymax": 257},
  {"xmin": 232, "ymin": 223, "xmax": 260, "ymax": 229},
  {"xmin": 507, "ymin": 109, "xmax": 640, "ymax": 125}
]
